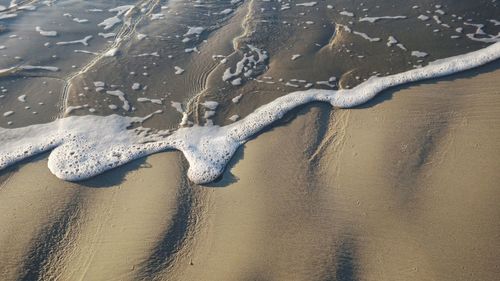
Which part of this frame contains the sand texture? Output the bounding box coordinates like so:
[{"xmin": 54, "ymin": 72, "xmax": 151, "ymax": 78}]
[
  {"xmin": 1, "ymin": 1, "xmax": 500, "ymax": 280},
  {"xmin": 1, "ymin": 62, "xmax": 499, "ymax": 280}
]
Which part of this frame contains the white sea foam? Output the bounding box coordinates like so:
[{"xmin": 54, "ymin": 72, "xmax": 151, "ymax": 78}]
[
  {"xmin": 170, "ymin": 102, "xmax": 183, "ymax": 113},
  {"xmin": 73, "ymin": 18, "xmax": 89, "ymax": 23},
  {"xmin": 222, "ymin": 45, "xmax": 268, "ymax": 84},
  {"xmin": 98, "ymin": 32, "xmax": 116, "ymax": 38},
  {"xmin": 296, "ymin": 2, "xmax": 317, "ymax": 7},
  {"xmin": 231, "ymin": 78, "xmax": 242, "ymax": 86},
  {"xmin": 136, "ymin": 52, "xmax": 160, "ymax": 57},
  {"xmin": 463, "ymin": 22, "xmax": 500, "ymax": 43},
  {"xmin": 174, "ymin": 66, "xmax": 185, "ymax": 75},
  {"xmin": 137, "ymin": 97, "xmax": 162, "ymax": 105},
  {"xmin": 97, "ymin": 5, "xmax": 133, "ymax": 30},
  {"xmin": 94, "ymin": 81, "xmax": 105, "ymax": 87},
  {"xmin": 56, "ymin": 35, "xmax": 93, "ymax": 46},
  {"xmin": 396, "ymin": 43, "xmax": 407, "ymax": 51},
  {"xmin": 35, "ymin": 26, "xmax": 57, "ymax": 37},
  {"xmin": 132, "ymin": 83, "xmax": 141, "ymax": 90},
  {"xmin": 19, "ymin": 5, "xmax": 36, "ymax": 11},
  {"xmin": 74, "ymin": 49, "xmax": 99, "ymax": 55},
  {"xmin": 353, "ymin": 31, "xmax": 381, "ymax": 42},
  {"xmin": 151, "ymin": 13, "xmax": 165, "ymax": 20},
  {"xmin": 232, "ymin": 94, "xmax": 242, "ymax": 104},
  {"xmin": 184, "ymin": 27, "xmax": 205, "ymax": 36},
  {"xmin": 340, "ymin": 11, "xmax": 354, "ymax": 17},
  {"xmin": 184, "ymin": 47, "xmax": 199, "ymax": 53},
  {"xmin": 418, "ymin": 15, "xmax": 429, "ymax": 21},
  {"xmin": 65, "ymin": 105, "xmax": 84, "ymax": 115},
  {"xmin": 387, "ymin": 36, "xmax": 398, "ymax": 47},
  {"xmin": 106, "ymin": 90, "xmax": 130, "ymax": 111},
  {"xmin": 359, "ymin": 16, "xmax": 407, "ymax": 23},
  {"xmin": 0, "ymin": 43, "xmax": 499, "ymax": 184},
  {"xmin": 228, "ymin": 115, "xmax": 239, "ymax": 122},
  {"xmin": 104, "ymin": 48, "xmax": 119, "ymax": 57},
  {"xmin": 20, "ymin": 65, "xmax": 59, "ymax": 72},
  {"xmin": 411, "ymin": 51, "xmax": 428, "ymax": 58},
  {"xmin": 201, "ymin": 101, "xmax": 219, "ymax": 110},
  {"xmin": 3, "ymin": 111, "xmax": 14, "ymax": 117},
  {"xmin": 98, "ymin": 16, "xmax": 121, "ymax": 30},
  {"xmin": 0, "ymin": 14, "xmax": 17, "ymax": 20},
  {"xmin": 218, "ymin": 8, "xmax": 233, "ymax": 15}
]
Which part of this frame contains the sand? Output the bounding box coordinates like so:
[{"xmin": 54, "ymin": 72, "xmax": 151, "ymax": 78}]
[
  {"xmin": 1, "ymin": 61, "xmax": 499, "ymax": 280},
  {"xmin": 1, "ymin": 1, "xmax": 499, "ymax": 280}
]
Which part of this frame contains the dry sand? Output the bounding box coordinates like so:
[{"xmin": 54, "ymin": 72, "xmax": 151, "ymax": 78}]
[{"xmin": 1, "ymin": 62, "xmax": 500, "ymax": 280}]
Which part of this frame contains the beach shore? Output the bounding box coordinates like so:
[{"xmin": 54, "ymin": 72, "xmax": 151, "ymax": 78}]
[{"xmin": 1, "ymin": 62, "xmax": 500, "ymax": 280}]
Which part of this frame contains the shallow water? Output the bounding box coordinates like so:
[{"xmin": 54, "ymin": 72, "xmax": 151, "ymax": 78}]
[
  {"xmin": 0, "ymin": 1, "xmax": 500, "ymax": 281},
  {"xmin": 0, "ymin": 0, "xmax": 498, "ymax": 130}
]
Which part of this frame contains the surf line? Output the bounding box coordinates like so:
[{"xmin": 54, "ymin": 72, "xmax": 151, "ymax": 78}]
[{"xmin": 1, "ymin": 42, "xmax": 500, "ymax": 184}]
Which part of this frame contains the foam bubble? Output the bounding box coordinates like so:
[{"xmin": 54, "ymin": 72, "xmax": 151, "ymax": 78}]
[
  {"xmin": 35, "ymin": 26, "xmax": 57, "ymax": 37},
  {"xmin": 106, "ymin": 90, "xmax": 130, "ymax": 111},
  {"xmin": 56, "ymin": 36, "xmax": 93, "ymax": 46},
  {"xmin": 0, "ymin": 43, "xmax": 499, "ymax": 184},
  {"xmin": 359, "ymin": 16, "xmax": 407, "ymax": 23}
]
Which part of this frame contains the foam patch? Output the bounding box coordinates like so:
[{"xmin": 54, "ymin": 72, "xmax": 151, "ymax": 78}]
[{"xmin": 1, "ymin": 42, "xmax": 499, "ymax": 184}]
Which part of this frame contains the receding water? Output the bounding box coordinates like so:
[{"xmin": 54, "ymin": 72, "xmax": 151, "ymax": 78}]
[{"xmin": 0, "ymin": 0, "xmax": 498, "ymax": 130}]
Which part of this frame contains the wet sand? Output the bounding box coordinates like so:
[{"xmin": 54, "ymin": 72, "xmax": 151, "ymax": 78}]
[
  {"xmin": 1, "ymin": 1, "xmax": 500, "ymax": 280},
  {"xmin": 1, "ymin": 62, "xmax": 499, "ymax": 280}
]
